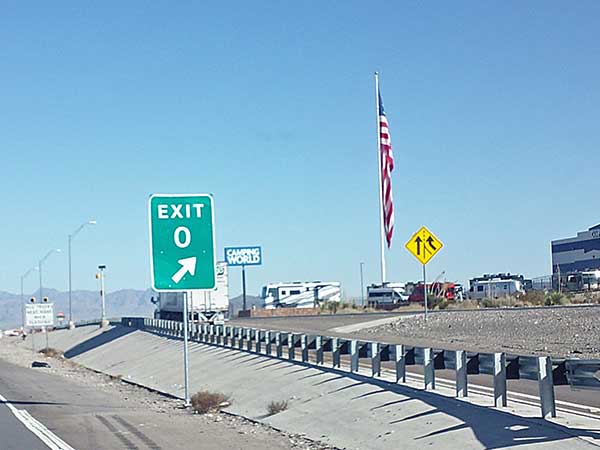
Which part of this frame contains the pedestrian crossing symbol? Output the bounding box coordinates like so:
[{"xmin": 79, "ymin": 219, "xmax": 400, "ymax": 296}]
[{"xmin": 405, "ymin": 226, "xmax": 443, "ymax": 265}]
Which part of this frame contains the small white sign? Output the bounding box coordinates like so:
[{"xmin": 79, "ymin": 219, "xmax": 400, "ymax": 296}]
[{"xmin": 25, "ymin": 303, "xmax": 54, "ymax": 327}]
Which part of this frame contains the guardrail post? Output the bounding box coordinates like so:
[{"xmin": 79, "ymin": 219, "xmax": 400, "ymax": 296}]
[
  {"xmin": 255, "ymin": 330, "xmax": 262, "ymax": 353},
  {"xmin": 395, "ymin": 344, "xmax": 406, "ymax": 383},
  {"xmin": 350, "ymin": 340, "xmax": 359, "ymax": 373},
  {"xmin": 276, "ymin": 332, "xmax": 283, "ymax": 358},
  {"xmin": 265, "ymin": 330, "xmax": 272, "ymax": 355},
  {"xmin": 239, "ymin": 328, "xmax": 246, "ymax": 350},
  {"xmin": 301, "ymin": 335, "xmax": 308, "ymax": 362},
  {"xmin": 537, "ymin": 356, "xmax": 556, "ymax": 418},
  {"xmin": 371, "ymin": 342, "xmax": 381, "ymax": 377},
  {"xmin": 231, "ymin": 327, "xmax": 237, "ymax": 347},
  {"xmin": 423, "ymin": 348, "xmax": 435, "ymax": 390},
  {"xmin": 332, "ymin": 338, "xmax": 340, "ymax": 368},
  {"xmin": 288, "ymin": 333, "xmax": 295, "ymax": 360},
  {"xmin": 493, "ymin": 352, "xmax": 507, "ymax": 407},
  {"xmin": 316, "ymin": 336, "xmax": 324, "ymax": 364},
  {"xmin": 456, "ymin": 350, "xmax": 468, "ymax": 397},
  {"xmin": 223, "ymin": 325, "xmax": 231, "ymax": 347},
  {"xmin": 246, "ymin": 329, "xmax": 253, "ymax": 351}
]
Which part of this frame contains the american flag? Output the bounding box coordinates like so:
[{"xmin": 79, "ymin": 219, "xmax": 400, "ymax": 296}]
[{"xmin": 378, "ymin": 91, "xmax": 394, "ymax": 247}]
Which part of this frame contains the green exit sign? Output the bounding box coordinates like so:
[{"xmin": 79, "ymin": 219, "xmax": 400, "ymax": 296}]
[{"xmin": 148, "ymin": 193, "xmax": 216, "ymax": 291}]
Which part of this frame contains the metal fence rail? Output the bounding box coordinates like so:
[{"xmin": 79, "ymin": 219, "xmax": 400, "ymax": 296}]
[{"xmin": 120, "ymin": 317, "xmax": 599, "ymax": 419}]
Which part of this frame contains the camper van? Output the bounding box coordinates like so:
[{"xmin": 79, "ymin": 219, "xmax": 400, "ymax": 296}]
[
  {"xmin": 367, "ymin": 283, "xmax": 409, "ymax": 309},
  {"xmin": 261, "ymin": 281, "xmax": 341, "ymax": 309}
]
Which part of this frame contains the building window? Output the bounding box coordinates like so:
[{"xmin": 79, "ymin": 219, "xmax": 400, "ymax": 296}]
[{"xmin": 477, "ymin": 286, "xmax": 484, "ymax": 292}]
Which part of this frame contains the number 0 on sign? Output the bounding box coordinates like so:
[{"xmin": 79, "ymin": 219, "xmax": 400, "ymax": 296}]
[
  {"xmin": 405, "ymin": 226, "xmax": 443, "ymax": 265},
  {"xmin": 148, "ymin": 193, "xmax": 216, "ymax": 291}
]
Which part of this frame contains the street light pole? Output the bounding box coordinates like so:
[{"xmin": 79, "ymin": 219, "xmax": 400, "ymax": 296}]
[
  {"xmin": 39, "ymin": 249, "xmax": 61, "ymax": 302},
  {"xmin": 97, "ymin": 265, "xmax": 108, "ymax": 327},
  {"xmin": 20, "ymin": 266, "xmax": 37, "ymax": 329},
  {"xmin": 359, "ymin": 262, "xmax": 365, "ymax": 307},
  {"xmin": 68, "ymin": 220, "xmax": 96, "ymax": 328}
]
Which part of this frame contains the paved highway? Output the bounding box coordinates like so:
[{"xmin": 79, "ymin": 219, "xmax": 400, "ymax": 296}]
[
  {"xmin": 0, "ymin": 392, "xmax": 52, "ymax": 450},
  {"xmin": 231, "ymin": 313, "xmax": 600, "ymax": 413},
  {"xmin": 0, "ymin": 357, "xmax": 312, "ymax": 450}
]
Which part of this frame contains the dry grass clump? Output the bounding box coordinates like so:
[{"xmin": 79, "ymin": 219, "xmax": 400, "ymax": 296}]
[
  {"xmin": 267, "ymin": 400, "xmax": 288, "ymax": 415},
  {"xmin": 38, "ymin": 347, "xmax": 64, "ymax": 358},
  {"xmin": 190, "ymin": 391, "xmax": 231, "ymax": 414}
]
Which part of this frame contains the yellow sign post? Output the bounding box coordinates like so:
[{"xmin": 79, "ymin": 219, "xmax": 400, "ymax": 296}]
[{"xmin": 405, "ymin": 226, "xmax": 444, "ymax": 320}]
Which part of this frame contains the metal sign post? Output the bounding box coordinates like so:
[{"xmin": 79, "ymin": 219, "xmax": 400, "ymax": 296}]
[
  {"xmin": 148, "ymin": 193, "xmax": 217, "ymax": 407},
  {"xmin": 182, "ymin": 291, "xmax": 190, "ymax": 404},
  {"xmin": 242, "ymin": 265, "xmax": 247, "ymax": 312},
  {"xmin": 423, "ymin": 264, "xmax": 428, "ymax": 321},
  {"xmin": 405, "ymin": 226, "xmax": 443, "ymax": 321},
  {"xmin": 224, "ymin": 246, "xmax": 262, "ymax": 314}
]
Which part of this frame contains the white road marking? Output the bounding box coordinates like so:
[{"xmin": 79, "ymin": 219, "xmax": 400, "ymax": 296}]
[
  {"xmin": 329, "ymin": 315, "xmax": 415, "ymax": 333},
  {"xmin": 0, "ymin": 392, "xmax": 76, "ymax": 450}
]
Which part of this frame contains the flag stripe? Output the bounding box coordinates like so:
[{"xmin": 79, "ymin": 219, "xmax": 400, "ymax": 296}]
[{"xmin": 379, "ymin": 91, "xmax": 394, "ymax": 248}]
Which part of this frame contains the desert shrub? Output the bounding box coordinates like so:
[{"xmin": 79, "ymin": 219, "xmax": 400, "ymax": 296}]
[
  {"xmin": 267, "ymin": 400, "xmax": 289, "ymax": 415},
  {"xmin": 544, "ymin": 292, "xmax": 568, "ymax": 306},
  {"xmin": 39, "ymin": 348, "xmax": 63, "ymax": 358},
  {"xmin": 190, "ymin": 391, "xmax": 231, "ymax": 414},
  {"xmin": 515, "ymin": 291, "xmax": 545, "ymax": 306}
]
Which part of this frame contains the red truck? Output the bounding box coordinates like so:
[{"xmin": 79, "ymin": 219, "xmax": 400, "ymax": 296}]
[{"xmin": 408, "ymin": 282, "xmax": 456, "ymax": 304}]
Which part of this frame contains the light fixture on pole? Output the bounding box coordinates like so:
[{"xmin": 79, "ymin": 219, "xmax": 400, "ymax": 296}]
[
  {"xmin": 38, "ymin": 249, "xmax": 61, "ymax": 304},
  {"xmin": 20, "ymin": 266, "xmax": 38, "ymax": 329},
  {"xmin": 68, "ymin": 219, "xmax": 97, "ymax": 329},
  {"xmin": 96, "ymin": 265, "xmax": 108, "ymax": 327}
]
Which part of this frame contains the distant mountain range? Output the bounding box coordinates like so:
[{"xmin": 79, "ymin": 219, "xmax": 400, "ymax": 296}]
[
  {"xmin": 0, "ymin": 288, "xmax": 155, "ymax": 330},
  {"xmin": 0, "ymin": 289, "xmax": 263, "ymax": 329}
]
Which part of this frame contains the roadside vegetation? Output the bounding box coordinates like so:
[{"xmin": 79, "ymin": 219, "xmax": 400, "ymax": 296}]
[
  {"xmin": 38, "ymin": 347, "xmax": 64, "ymax": 358},
  {"xmin": 190, "ymin": 391, "xmax": 231, "ymax": 414},
  {"xmin": 266, "ymin": 400, "xmax": 289, "ymax": 416}
]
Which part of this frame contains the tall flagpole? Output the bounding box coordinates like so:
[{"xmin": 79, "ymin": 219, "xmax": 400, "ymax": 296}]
[{"xmin": 375, "ymin": 71, "xmax": 387, "ymax": 284}]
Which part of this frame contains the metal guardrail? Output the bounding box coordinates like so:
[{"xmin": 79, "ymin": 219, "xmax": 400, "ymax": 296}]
[{"xmin": 120, "ymin": 317, "xmax": 600, "ymax": 419}]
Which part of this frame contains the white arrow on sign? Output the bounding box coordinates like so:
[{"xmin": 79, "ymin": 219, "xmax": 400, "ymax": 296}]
[{"xmin": 171, "ymin": 257, "xmax": 197, "ymax": 284}]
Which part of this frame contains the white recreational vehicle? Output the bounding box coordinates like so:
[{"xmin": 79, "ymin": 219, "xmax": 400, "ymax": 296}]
[
  {"xmin": 469, "ymin": 277, "xmax": 525, "ymax": 300},
  {"xmin": 367, "ymin": 283, "xmax": 409, "ymax": 308},
  {"xmin": 261, "ymin": 281, "xmax": 341, "ymax": 309}
]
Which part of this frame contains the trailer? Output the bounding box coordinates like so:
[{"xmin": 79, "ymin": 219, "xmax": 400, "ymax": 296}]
[
  {"xmin": 156, "ymin": 262, "xmax": 229, "ymax": 323},
  {"xmin": 261, "ymin": 281, "xmax": 341, "ymax": 309}
]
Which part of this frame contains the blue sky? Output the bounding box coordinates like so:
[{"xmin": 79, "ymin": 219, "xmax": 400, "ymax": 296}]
[{"xmin": 2, "ymin": 1, "xmax": 599, "ymax": 298}]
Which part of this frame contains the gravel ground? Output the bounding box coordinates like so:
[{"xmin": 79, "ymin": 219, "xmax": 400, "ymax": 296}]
[
  {"xmin": 0, "ymin": 338, "xmax": 338, "ymax": 450},
  {"xmin": 358, "ymin": 306, "xmax": 600, "ymax": 358}
]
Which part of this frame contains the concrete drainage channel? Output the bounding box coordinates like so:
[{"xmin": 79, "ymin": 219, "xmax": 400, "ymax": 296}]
[{"xmin": 123, "ymin": 317, "xmax": 600, "ymax": 421}]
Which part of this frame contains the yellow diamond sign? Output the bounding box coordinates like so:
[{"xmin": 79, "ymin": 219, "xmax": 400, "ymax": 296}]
[{"xmin": 405, "ymin": 226, "xmax": 443, "ymax": 265}]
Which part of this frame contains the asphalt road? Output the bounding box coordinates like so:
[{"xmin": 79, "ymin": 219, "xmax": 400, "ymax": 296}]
[
  {"xmin": 0, "ymin": 393, "xmax": 49, "ymax": 450},
  {"xmin": 231, "ymin": 313, "xmax": 600, "ymax": 412},
  {"xmin": 0, "ymin": 357, "xmax": 323, "ymax": 450}
]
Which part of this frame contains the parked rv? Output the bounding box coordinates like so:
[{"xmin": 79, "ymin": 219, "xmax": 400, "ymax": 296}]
[
  {"xmin": 468, "ymin": 276, "xmax": 525, "ymax": 300},
  {"xmin": 367, "ymin": 283, "xmax": 409, "ymax": 309},
  {"xmin": 261, "ymin": 281, "xmax": 341, "ymax": 309}
]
